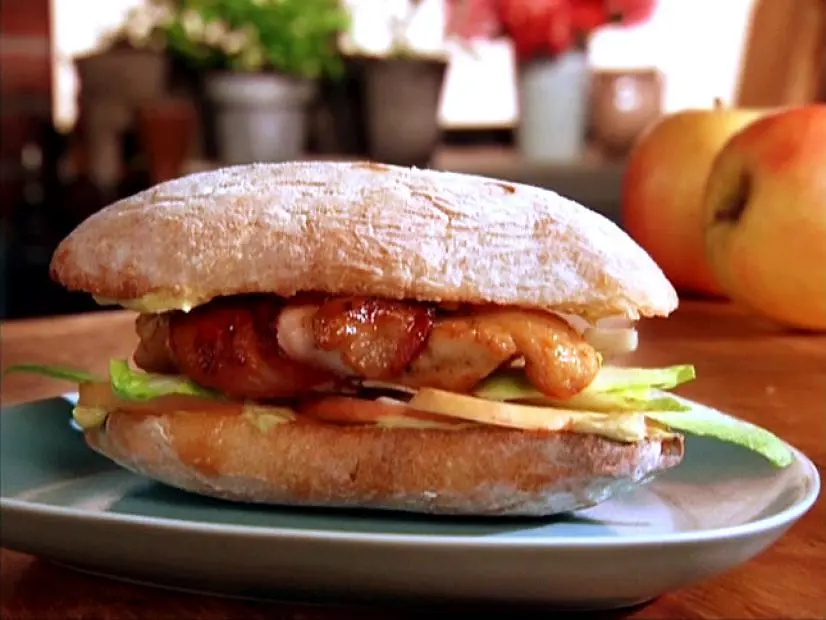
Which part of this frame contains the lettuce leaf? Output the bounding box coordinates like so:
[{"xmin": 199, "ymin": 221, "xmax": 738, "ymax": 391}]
[
  {"xmin": 473, "ymin": 367, "xmax": 693, "ymax": 412},
  {"xmin": 541, "ymin": 389, "xmax": 690, "ymax": 412},
  {"xmin": 4, "ymin": 360, "xmax": 220, "ymax": 402},
  {"xmin": 587, "ymin": 364, "xmax": 696, "ymax": 392},
  {"xmin": 647, "ymin": 400, "xmax": 793, "ymax": 468},
  {"xmin": 472, "ymin": 364, "xmax": 792, "ymax": 467},
  {"xmin": 3, "ymin": 363, "xmax": 103, "ymax": 384},
  {"xmin": 108, "ymin": 359, "xmax": 219, "ymax": 401},
  {"xmin": 6, "ymin": 360, "xmax": 792, "ymax": 468}
]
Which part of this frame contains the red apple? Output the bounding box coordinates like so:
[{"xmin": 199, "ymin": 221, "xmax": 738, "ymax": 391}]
[
  {"xmin": 703, "ymin": 105, "xmax": 826, "ymax": 331},
  {"xmin": 621, "ymin": 105, "xmax": 772, "ymax": 297}
]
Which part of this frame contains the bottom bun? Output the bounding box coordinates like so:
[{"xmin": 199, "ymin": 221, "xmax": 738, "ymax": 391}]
[{"xmin": 85, "ymin": 409, "xmax": 685, "ymax": 517}]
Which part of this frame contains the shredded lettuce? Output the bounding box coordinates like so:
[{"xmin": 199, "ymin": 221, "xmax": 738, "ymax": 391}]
[
  {"xmin": 108, "ymin": 359, "xmax": 219, "ymax": 401},
  {"xmin": 3, "ymin": 363, "xmax": 103, "ymax": 384}
]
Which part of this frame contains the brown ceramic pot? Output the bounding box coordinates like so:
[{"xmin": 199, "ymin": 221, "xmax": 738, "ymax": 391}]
[
  {"xmin": 589, "ymin": 68, "xmax": 663, "ymax": 158},
  {"xmin": 360, "ymin": 55, "xmax": 448, "ymax": 168},
  {"xmin": 137, "ymin": 98, "xmax": 196, "ymax": 184}
]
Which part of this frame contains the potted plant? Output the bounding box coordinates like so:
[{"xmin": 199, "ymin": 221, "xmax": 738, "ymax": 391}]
[
  {"xmin": 76, "ymin": 1, "xmax": 172, "ymax": 105},
  {"xmin": 344, "ymin": 0, "xmax": 450, "ymax": 168},
  {"xmin": 72, "ymin": 3, "xmax": 174, "ymax": 196},
  {"xmin": 452, "ymin": 0, "xmax": 657, "ymax": 163},
  {"xmin": 147, "ymin": 0, "xmax": 350, "ymax": 165}
]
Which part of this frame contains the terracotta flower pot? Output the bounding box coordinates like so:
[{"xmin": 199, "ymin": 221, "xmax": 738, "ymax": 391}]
[
  {"xmin": 74, "ymin": 48, "xmax": 169, "ymax": 191},
  {"xmin": 136, "ymin": 98, "xmax": 197, "ymax": 184},
  {"xmin": 75, "ymin": 49, "xmax": 168, "ymax": 104},
  {"xmin": 589, "ymin": 68, "xmax": 663, "ymax": 158}
]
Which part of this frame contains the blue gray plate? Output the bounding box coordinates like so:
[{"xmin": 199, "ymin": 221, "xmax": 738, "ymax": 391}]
[{"xmin": 0, "ymin": 396, "xmax": 819, "ymax": 610}]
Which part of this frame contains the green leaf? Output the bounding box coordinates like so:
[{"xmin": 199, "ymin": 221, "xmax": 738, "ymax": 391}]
[
  {"xmin": 472, "ymin": 366, "xmax": 793, "ymax": 467},
  {"xmin": 540, "ymin": 389, "xmax": 691, "ymax": 413},
  {"xmin": 647, "ymin": 400, "xmax": 794, "ymax": 468},
  {"xmin": 3, "ymin": 363, "xmax": 103, "ymax": 384},
  {"xmin": 473, "ymin": 369, "xmax": 540, "ymax": 401},
  {"xmin": 108, "ymin": 359, "xmax": 220, "ymax": 401},
  {"xmin": 587, "ymin": 365, "xmax": 696, "ymax": 392},
  {"xmin": 473, "ymin": 365, "xmax": 696, "ymax": 409},
  {"xmin": 161, "ymin": 0, "xmax": 350, "ymax": 78}
]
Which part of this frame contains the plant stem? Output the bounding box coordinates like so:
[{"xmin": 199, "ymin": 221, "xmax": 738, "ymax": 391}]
[{"xmin": 389, "ymin": 0, "xmax": 425, "ymax": 56}]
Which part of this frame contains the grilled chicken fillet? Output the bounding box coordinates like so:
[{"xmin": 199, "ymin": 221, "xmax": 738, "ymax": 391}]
[{"xmin": 133, "ymin": 295, "xmax": 601, "ymax": 400}]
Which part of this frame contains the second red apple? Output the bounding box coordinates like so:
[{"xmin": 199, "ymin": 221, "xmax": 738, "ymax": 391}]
[{"xmin": 621, "ymin": 105, "xmax": 771, "ymax": 297}]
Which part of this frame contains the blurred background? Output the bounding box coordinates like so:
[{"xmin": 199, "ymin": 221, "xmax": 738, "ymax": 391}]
[{"xmin": 1, "ymin": 0, "xmax": 824, "ymax": 321}]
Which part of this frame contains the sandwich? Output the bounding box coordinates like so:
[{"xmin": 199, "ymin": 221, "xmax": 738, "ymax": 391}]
[{"xmin": 7, "ymin": 161, "xmax": 792, "ymax": 517}]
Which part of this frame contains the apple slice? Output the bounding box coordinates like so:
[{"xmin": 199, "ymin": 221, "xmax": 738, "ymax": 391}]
[
  {"xmin": 408, "ymin": 388, "xmax": 649, "ymax": 442},
  {"xmin": 298, "ymin": 395, "xmax": 472, "ymax": 430}
]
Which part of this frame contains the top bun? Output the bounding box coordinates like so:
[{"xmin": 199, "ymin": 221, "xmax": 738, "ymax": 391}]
[{"xmin": 50, "ymin": 161, "xmax": 677, "ymax": 321}]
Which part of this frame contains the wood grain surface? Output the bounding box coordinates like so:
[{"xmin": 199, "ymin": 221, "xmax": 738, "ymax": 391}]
[{"xmin": 1, "ymin": 300, "xmax": 824, "ymax": 619}]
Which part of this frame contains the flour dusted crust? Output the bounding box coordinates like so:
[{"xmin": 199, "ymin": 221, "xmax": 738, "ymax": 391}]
[
  {"xmin": 85, "ymin": 410, "xmax": 685, "ymax": 516},
  {"xmin": 51, "ymin": 161, "xmax": 677, "ymax": 321}
]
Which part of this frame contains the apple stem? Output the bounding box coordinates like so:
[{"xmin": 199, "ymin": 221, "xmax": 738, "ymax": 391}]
[{"xmin": 714, "ymin": 171, "xmax": 751, "ymax": 225}]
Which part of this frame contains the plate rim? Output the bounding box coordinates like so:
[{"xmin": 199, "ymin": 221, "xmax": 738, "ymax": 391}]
[
  {"xmin": 1, "ymin": 448, "xmax": 819, "ymax": 551},
  {"xmin": 0, "ymin": 395, "xmax": 821, "ymax": 550}
]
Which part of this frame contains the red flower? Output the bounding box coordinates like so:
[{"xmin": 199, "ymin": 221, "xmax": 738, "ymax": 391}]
[
  {"xmin": 545, "ymin": 1, "xmax": 576, "ymax": 57},
  {"xmin": 445, "ymin": 0, "xmax": 500, "ymax": 40},
  {"xmin": 607, "ymin": 0, "xmax": 657, "ymax": 26},
  {"xmin": 572, "ymin": 0, "xmax": 610, "ymax": 33},
  {"xmin": 496, "ymin": 0, "xmax": 574, "ymax": 61},
  {"xmin": 448, "ymin": 0, "xmax": 657, "ymax": 62}
]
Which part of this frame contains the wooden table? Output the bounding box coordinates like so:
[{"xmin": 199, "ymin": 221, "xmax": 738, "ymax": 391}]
[{"xmin": 1, "ymin": 301, "xmax": 824, "ymax": 619}]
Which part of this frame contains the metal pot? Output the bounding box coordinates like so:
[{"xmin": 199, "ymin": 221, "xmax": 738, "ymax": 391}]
[{"xmin": 204, "ymin": 72, "xmax": 315, "ymax": 164}]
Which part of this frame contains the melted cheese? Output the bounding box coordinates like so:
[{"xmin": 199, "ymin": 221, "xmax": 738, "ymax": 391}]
[
  {"xmin": 242, "ymin": 405, "xmax": 296, "ymax": 431},
  {"xmin": 93, "ymin": 292, "xmax": 213, "ymax": 313},
  {"xmin": 72, "ymin": 402, "xmax": 296, "ymax": 431},
  {"xmin": 72, "ymin": 406, "xmax": 109, "ymax": 430}
]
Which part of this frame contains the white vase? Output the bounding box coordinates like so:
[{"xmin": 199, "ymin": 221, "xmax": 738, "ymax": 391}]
[{"xmin": 516, "ymin": 51, "xmax": 590, "ymax": 163}]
